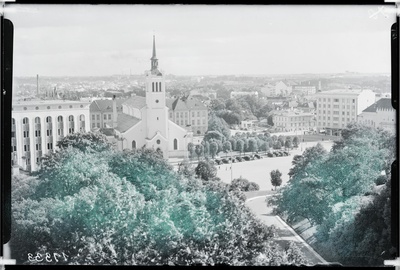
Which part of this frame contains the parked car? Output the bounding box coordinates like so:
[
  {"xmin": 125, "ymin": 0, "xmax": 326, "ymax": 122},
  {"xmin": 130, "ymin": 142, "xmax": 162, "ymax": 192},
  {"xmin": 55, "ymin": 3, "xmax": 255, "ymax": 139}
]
[
  {"xmin": 243, "ymin": 156, "xmax": 251, "ymax": 161},
  {"xmin": 254, "ymin": 154, "xmax": 262, "ymax": 159},
  {"xmin": 267, "ymin": 152, "xmax": 273, "ymax": 157},
  {"xmin": 283, "ymin": 151, "xmax": 289, "ymax": 156},
  {"xmin": 222, "ymin": 158, "xmax": 229, "ymax": 164},
  {"xmin": 235, "ymin": 156, "xmax": 243, "ymax": 162},
  {"xmin": 215, "ymin": 159, "xmax": 222, "ymax": 165}
]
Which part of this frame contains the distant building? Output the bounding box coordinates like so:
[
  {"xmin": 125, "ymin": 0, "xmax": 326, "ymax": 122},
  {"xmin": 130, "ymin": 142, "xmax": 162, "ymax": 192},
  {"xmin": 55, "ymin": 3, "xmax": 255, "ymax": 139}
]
[
  {"xmin": 260, "ymin": 84, "xmax": 275, "ymax": 96},
  {"xmin": 316, "ymin": 89, "xmax": 375, "ymax": 135},
  {"xmin": 230, "ymin": 91, "xmax": 258, "ymax": 99},
  {"xmin": 357, "ymin": 98, "xmax": 395, "ymax": 133},
  {"xmin": 90, "ymin": 98, "xmax": 127, "ymax": 129},
  {"xmin": 189, "ymin": 88, "xmax": 217, "ymax": 99},
  {"xmin": 292, "ymin": 85, "xmax": 317, "ymax": 95},
  {"xmin": 272, "ymin": 110, "xmax": 316, "ymax": 132},
  {"xmin": 11, "ymin": 100, "xmax": 90, "ymax": 172},
  {"xmin": 167, "ymin": 95, "xmax": 208, "ymax": 136},
  {"xmin": 274, "ymin": 80, "xmax": 297, "ymax": 96},
  {"xmin": 240, "ymin": 119, "xmax": 258, "ymax": 130}
]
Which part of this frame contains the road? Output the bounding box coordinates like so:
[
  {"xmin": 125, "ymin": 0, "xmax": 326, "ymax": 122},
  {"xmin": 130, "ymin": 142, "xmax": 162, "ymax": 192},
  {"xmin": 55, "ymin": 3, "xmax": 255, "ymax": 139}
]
[{"xmin": 246, "ymin": 195, "xmax": 327, "ymax": 265}]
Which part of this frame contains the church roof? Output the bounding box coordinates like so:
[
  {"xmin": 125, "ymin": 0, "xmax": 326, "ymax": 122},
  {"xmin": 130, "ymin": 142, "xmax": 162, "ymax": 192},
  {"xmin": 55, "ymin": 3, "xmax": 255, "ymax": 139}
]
[
  {"xmin": 90, "ymin": 98, "xmax": 126, "ymax": 113},
  {"xmin": 167, "ymin": 95, "xmax": 207, "ymax": 111},
  {"xmin": 122, "ymin": 96, "xmax": 147, "ymax": 109},
  {"xmin": 115, "ymin": 113, "xmax": 141, "ymax": 133},
  {"xmin": 362, "ymin": 98, "xmax": 393, "ymax": 113}
]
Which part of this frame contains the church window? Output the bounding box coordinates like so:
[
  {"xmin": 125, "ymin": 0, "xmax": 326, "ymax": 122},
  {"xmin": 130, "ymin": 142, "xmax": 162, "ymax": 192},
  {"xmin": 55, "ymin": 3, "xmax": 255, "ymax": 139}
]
[
  {"xmin": 159, "ymin": 82, "xmax": 162, "ymax": 91},
  {"xmin": 46, "ymin": 116, "xmax": 52, "ymax": 123},
  {"xmin": 132, "ymin": 140, "xmax": 136, "ymax": 149},
  {"xmin": 156, "ymin": 140, "xmax": 161, "ymax": 145},
  {"xmin": 174, "ymin": 139, "xmax": 178, "ymax": 150},
  {"xmin": 156, "ymin": 82, "xmax": 158, "ymax": 92},
  {"xmin": 152, "ymin": 82, "xmax": 154, "ymax": 92}
]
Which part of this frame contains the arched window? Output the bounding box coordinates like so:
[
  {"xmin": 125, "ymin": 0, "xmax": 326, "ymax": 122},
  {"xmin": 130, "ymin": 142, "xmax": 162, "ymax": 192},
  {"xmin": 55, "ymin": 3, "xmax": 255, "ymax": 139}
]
[
  {"xmin": 12, "ymin": 118, "xmax": 15, "ymax": 125},
  {"xmin": 173, "ymin": 138, "xmax": 178, "ymax": 150},
  {"xmin": 23, "ymin": 117, "xmax": 29, "ymax": 124},
  {"xmin": 46, "ymin": 116, "xmax": 52, "ymax": 123},
  {"xmin": 58, "ymin": 116, "xmax": 63, "ymax": 122},
  {"xmin": 35, "ymin": 117, "xmax": 40, "ymax": 124},
  {"xmin": 132, "ymin": 140, "xmax": 136, "ymax": 149},
  {"xmin": 69, "ymin": 115, "xmax": 74, "ymax": 121},
  {"xmin": 79, "ymin": 115, "xmax": 85, "ymax": 121},
  {"xmin": 159, "ymin": 82, "xmax": 162, "ymax": 92},
  {"xmin": 152, "ymin": 82, "xmax": 154, "ymax": 92}
]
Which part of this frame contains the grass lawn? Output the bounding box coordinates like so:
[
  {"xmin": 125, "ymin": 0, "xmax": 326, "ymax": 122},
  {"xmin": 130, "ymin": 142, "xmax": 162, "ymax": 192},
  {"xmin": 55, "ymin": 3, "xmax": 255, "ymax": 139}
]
[{"xmin": 216, "ymin": 141, "xmax": 333, "ymax": 191}]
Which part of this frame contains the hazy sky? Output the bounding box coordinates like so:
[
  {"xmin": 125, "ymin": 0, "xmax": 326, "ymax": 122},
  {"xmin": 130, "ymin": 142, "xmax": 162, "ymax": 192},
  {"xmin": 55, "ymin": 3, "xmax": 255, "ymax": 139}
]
[{"xmin": 5, "ymin": 4, "xmax": 396, "ymax": 77}]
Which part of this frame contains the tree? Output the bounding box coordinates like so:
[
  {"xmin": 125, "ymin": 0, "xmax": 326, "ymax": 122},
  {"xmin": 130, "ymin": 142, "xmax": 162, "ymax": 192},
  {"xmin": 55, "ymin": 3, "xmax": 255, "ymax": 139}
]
[
  {"xmin": 209, "ymin": 141, "xmax": 218, "ymax": 159},
  {"xmin": 223, "ymin": 141, "xmax": 232, "ymax": 158},
  {"xmin": 285, "ymin": 137, "xmax": 292, "ymax": 151},
  {"xmin": 177, "ymin": 160, "xmax": 195, "ymax": 178},
  {"xmin": 195, "ymin": 144, "xmax": 204, "ymax": 161},
  {"xmin": 273, "ymin": 141, "xmax": 282, "ymax": 150},
  {"xmin": 270, "ymin": 170, "xmax": 282, "ymax": 190},
  {"xmin": 236, "ymin": 139, "xmax": 244, "ymax": 156},
  {"xmin": 292, "ymin": 136, "xmax": 299, "ymax": 148},
  {"xmin": 195, "ymin": 161, "xmax": 217, "ymax": 181},
  {"xmin": 248, "ymin": 138, "xmax": 258, "ymax": 154},
  {"xmin": 203, "ymin": 141, "xmax": 210, "ymax": 158},
  {"xmin": 56, "ymin": 132, "xmax": 111, "ymax": 152},
  {"xmin": 229, "ymin": 138, "xmax": 237, "ymax": 151},
  {"xmin": 230, "ymin": 176, "xmax": 260, "ymax": 192},
  {"xmin": 203, "ymin": 131, "xmax": 224, "ymax": 142},
  {"xmin": 188, "ymin": 142, "xmax": 195, "ymax": 160},
  {"xmin": 209, "ymin": 98, "xmax": 226, "ymax": 111},
  {"xmin": 208, "ymin": 114, "xmax": 231, "ymax": 140}
]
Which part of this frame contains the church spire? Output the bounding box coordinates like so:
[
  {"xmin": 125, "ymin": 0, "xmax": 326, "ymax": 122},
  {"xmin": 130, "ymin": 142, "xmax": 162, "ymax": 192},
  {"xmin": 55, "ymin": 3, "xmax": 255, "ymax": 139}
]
[{"xmin": 151, "ymin": 35, "xmax": 159, "ymax": 74}]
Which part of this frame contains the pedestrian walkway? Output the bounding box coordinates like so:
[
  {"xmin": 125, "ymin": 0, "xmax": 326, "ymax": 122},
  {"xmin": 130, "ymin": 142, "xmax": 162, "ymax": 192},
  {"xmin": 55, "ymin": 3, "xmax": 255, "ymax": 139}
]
[{"xmin": 245, "ymin": 196, "xmax": 327, "ymax": 265}]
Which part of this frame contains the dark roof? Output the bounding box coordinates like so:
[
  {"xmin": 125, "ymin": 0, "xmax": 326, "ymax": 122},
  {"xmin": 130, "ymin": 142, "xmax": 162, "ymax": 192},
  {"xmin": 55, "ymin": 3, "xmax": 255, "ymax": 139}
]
[
  {"xmin": 167, "ymin": 95, "xmax": 207, "ymax": 111},
  {"xmin": 362, "ymin": 98, "xmax": 393, "ymax": 113},
  {"xmin": 99, "ymin": 128, "xmax": 115, "ymax": 136},
  {"xmin": 115, "ymin": 113, "xmax": 141, "ymax": 133},
  {"xmin": 122, "ymin": 96, "xmax": 147, "ymax": 109},
  {"xmin": 90, "ymin": 98, "xmax": 126, "ymax": 113}
]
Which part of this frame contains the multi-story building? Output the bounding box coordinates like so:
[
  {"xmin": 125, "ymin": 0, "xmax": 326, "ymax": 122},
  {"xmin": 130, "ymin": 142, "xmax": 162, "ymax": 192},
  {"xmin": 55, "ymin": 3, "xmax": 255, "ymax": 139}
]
[
  {"xmin": 167, "ymin": 95, "xmax": 208, "ymax": 136},
  {"xmin": 11, "ymin": 100, "xmax": 90, "ymax": 172},
  {"xmin": 292, "ymin": 85, "xmax": 317, "ymax": 95},
  {"xmin": 90, "ymin": 98, "xmax": 128, "ymax": 129},
  {"xmin": 272, "ymin": 110, "xmax": 316, "ymax": 132},
  {"xmin": 230, "ymin": 91, "xmax": 258, "ymax": 99},
  {"xmin": 316, "ymin": 89, "xmax": 375, "ymax": 134},
  {"xmin": 357, "ymin": 98, "xmax": 395, "ymax": 133}
]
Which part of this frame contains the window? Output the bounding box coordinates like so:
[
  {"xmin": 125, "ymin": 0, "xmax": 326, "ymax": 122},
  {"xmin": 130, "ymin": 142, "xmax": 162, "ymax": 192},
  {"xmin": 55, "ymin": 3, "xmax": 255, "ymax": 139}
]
[
  {"xmin": 58, "ymin": 129, "xmax": 62, "ymax": 135},
  {"xmin": 333, "ymin": 117, "xmax": 339, "ymax": 121},
  {"xmin": 347, "ymin": 112, "xmax": 350, "ymax": 115},
  {"xmin": 159, "ymin": 82, "xmax": 161, "ymax": 91},
  {"xmin": 46, "ymin": 116, "xmax": 51, "ymax": 123},
  {"xmin": 97, "ymin": 123, "xmax": 100, "ymax": 128},
  {"xmin": 35, "ymin": 130, "xmax": 41, "ymax": 137},
  {"xmin": 58, "ymin": 116, "xmax": 63, "ymax": 122},
  {"xmin": 97, "ymin": 115, "xmax": 100, "ymax": 120},
  {"xmin": 108, "ymin": 114, "xmax": 112, "ymax": 120},
  {"xmin": 192, "ymin": 112, "xmax": 194, "ymax": 117},
  {"xmin": 92, "ymin": 123, "xmax": 95, "ymax": 128},
  {"xmin": 104, "ymin": 114, "xmax": 107, "ymax": 120},
  {"xmin": 69, "ymin": 115, "xmax": 74, "ymax": 121},
  {"xmin": 327, "ymin": 117, "xmax": 330, "ymax": 120},
  {"xmin": 334, "ymin": 99, "xmax": 339, "ymax": 102},
  {"xmin": 47, "ymin": 143, "xmax": 53, "ymax": 150},
  {"xmin": 197, "ymin": 111, "xmax": 200, "ymax": 117},
  {"xmin": 92, "ymin": 115, "xmax": 95, "ymax": 121},
  {"xmin": 47, "ymin": 129, "xmax": 52, "ymax": 136},
  {"xmin": 35, "ymin": 117, "xmax": 40, "ymax": 124},
  {"xmin": 156, "ymin": 140, "xmax": 160, "ymax": 144},
  {"xmin": 328, "ymin": 98, "xmax": 330, "ymax": 102},
  {"xmin": 197, "ymin": 119, "xmax": 200, "ymax": 125},
  {"xmin": 132, "ymin": 140, "xmax": 136, "ymax": 149},
  {"xmin": 174, "ymin": 139, "xmax": 178, "ymax": 150},
  {"xmin": 36, "ymin": 144, "xmax": 41, "ymax": 151},
  {"xmin": 192, "ymin": 120, "xmax": 195, "ymax": 125},
  {"xmin": 152, "ymin": 82, "xmax": 154, "ymax": 92},
  {"xmin": 327, "ymin": 104, "xmax": 330, "ymax": 108},
  {"xmin": 352, "ymin": 99, "xmax": 355, "ymax": 103},
  {"xmin": 323, "ymin": 104, "xmax": 326, "ymax": 108},
  {"xmin": 333, "ymin": 105, "xmax": 339, "ymax": 109},
  {"xmin": 342, "ymin": 112, "xmax": 345, "ymax": 115},
  {"xmin": 202, "ymin": 119, "xmax": 206, "ymax": 125},
  {"xmin": 347, "ymin": 118, "xmax": 350, "ymax": 121},
  {"xmin": 23, "ymin": 131, "xmax": 29, "ymax": 138},
  {"xmin": 176, "ymin": 113, "xmax": 179, "ymax": 118},
  {"xmin": 69, "ymin": 128, "xmax": 74, "ymax": 134}
]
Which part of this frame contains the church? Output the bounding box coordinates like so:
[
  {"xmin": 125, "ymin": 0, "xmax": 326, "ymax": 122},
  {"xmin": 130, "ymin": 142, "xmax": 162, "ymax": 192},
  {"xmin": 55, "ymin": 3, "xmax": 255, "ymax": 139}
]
[{"xmin": 103, "ymin": 36, "xmax": 193, "ymax": 159}]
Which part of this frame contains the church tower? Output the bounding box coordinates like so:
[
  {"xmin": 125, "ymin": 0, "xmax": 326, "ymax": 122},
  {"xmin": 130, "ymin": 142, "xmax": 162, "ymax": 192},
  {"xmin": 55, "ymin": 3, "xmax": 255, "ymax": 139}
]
[{"xmin": 144, "ymin": 36, "xmax": 169, "ymax": 154}]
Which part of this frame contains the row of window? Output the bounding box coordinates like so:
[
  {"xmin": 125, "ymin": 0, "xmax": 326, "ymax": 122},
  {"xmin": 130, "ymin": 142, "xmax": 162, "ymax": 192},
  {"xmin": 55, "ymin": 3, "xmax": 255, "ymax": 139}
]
[
  {"xmin": 152, "ymin": 82, "xmax": 162, "ymax": 92},
  {"xmin": 319, "ymin": 110, "xmax": 355, "ymax": 116},
  {"xmin": 318, "ymin": 104, "xmax": 355, "ymax": 109},
  {"xmin": 92, "ymin": 114, "xmax": 112, "ymax": 121},
  {"xmin": 173, "ymin": 111, "xmax": 207, "ymax": 118},
  {"xmin": 19, "ymin": 104, "xmax": 85, "ymax": 111},
  {"xmin": 18, "ymin": 115, "xmax": 85, "ymax": 125},
  {"xmin": 318, "ymin": 98, "xmax": 356, "ymax": 103},
  {"xmin": 274, "ymin": 117, "xmax": 313, "ymax": 122},
  {"xmin": 318, "ymin": 116, "xmax": 355, "ymax": 121}
]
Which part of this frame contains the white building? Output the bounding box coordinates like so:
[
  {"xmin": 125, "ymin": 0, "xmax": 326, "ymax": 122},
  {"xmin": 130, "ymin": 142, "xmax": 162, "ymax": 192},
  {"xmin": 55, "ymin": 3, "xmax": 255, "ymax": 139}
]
[
  {"xmin": 316, "ymin": 89, "xmax": 375, "ymax": 134},
  {"xmin": 102, "ymin": 36, "xmax": 193, "ymax": 159},
  {"xmin": 11, "ymin": 100, "xmax": 91, "ymax": 172},
  {"xmin": 230, "ymin": 91, "xmax": 258, "ymax": 99},
  {"xmin": 272, "ymin": 110, "xmax": 316, "ymax": 132},
  {"xmin": 357, "ymin": 98, "xmax": 395, "ymax": 133},
  {"xmin": 292, "ymin": 85, "xmax": 317, "ymax": 95},
  {"xmin": 274, "ymin": 81, "xmax": 296, "ymax": 96}
]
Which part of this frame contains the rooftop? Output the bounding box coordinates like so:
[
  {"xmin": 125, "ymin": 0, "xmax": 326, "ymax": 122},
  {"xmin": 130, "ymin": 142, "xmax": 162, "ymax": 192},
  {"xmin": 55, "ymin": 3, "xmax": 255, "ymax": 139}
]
[
  {"xmin": 362, "ymin": 98, "xmax": 393, "ymax": 112},
  {"xmin": 90, "ymin": 98, "xmax": 127, "ymax": 113},
  {"xmin": 115, "ymin": 113, "xmax": 141, "ymax": 133},
  {"xmin": 167, "ymin": 95, "xmax": 207, "ymax": 111},
  {"xmin": 122, "ymin": 96, "xmax": 147, "ymax": 109},
  {"xmin": 13, "ymin": 99, "xmax": 91, "ymax": 106},
  {"xmin": 316, "ymin": 89, "xmax": 372, "ymax": 95}
]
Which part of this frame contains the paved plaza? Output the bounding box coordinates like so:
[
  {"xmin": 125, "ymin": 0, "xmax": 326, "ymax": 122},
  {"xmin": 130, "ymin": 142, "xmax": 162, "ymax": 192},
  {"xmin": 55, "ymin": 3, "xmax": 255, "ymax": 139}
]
[{"xmin": 216, "ymin": 141, "xmax": 333, "ymax": 191}]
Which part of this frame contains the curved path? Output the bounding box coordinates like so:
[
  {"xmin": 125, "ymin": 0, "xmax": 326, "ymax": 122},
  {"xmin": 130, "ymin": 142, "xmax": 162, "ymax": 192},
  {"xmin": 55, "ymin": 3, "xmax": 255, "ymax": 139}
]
[{"xmin": 245, "ymin": 195, "xmax": 327, "ymax": 265}]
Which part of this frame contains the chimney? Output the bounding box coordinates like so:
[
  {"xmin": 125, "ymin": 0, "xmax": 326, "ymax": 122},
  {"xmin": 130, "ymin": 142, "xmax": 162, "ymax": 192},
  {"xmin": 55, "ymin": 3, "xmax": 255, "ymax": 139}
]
[{"xmin": 113, "ymin": 95, "xmax": 118, "ymax": 128}]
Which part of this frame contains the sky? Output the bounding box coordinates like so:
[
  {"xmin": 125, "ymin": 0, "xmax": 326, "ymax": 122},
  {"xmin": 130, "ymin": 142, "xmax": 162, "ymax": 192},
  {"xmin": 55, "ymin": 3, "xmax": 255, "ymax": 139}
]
[{"xmin": 5, "ymin": 4, "xmax": 397, "ymax": 77}]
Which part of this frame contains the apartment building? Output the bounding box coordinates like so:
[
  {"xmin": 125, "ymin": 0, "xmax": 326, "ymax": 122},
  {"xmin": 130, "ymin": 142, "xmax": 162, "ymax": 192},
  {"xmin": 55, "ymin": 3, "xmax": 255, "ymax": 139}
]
[
  {"xmin": 273, "ymin": 110, "xmax": 316, "ymax": 132},
  {"xmin": 316, "ymin": 89, "xmax": 375, "ymax": 134}
]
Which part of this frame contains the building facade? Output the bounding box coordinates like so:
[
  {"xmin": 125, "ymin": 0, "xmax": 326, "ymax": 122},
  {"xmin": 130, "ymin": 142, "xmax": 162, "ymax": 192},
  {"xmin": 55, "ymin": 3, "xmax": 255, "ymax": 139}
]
[
  {"xmin": 357, "ymin": 98, "xmax": 395, "ymax": 133},
  {"xmin": 292, "ymin": 85, "xmax": 317, "ymax": 95},
  {"xmin": 316, "ymin": 89, "xmax": 375, "ymax": 134},
  {"xmin": 230, "ymin": 91, "xmax": 259, "ymax": 99},
  {"xmin": 90, "ymin": 98, "xmax": 127, "ymax": 129},
  {"xmin": 103, "ymin": 36, "xmax": 193, "ymax": 159},
  {"xmin": 167, "ymin": 95, "xmax": 208, "ymax": 136},
  {"xmin": 272, "ymin": 110, "xmax": 316, "ymax": 132},
  {"xmin": 11, "ymin": 100, "xmax": 91, "ymax": 172}
]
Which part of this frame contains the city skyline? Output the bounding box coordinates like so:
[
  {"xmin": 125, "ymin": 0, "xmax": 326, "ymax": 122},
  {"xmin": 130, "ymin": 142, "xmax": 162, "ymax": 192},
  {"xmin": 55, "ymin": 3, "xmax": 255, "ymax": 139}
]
[{"xmin": 5, "ymin": 4, "xmax": 396, "ymax": 77}]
